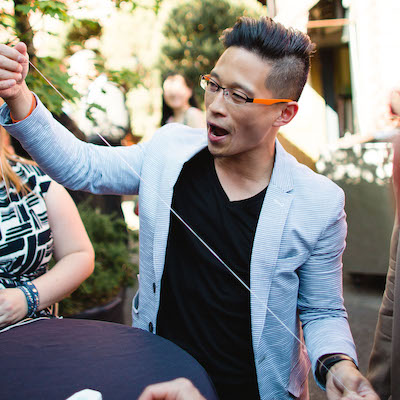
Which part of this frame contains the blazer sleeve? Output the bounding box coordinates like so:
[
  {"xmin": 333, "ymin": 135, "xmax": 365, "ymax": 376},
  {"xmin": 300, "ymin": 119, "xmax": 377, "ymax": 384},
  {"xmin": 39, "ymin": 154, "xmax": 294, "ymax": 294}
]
[
  {"xmin": 296, "ymin": 186, "xmax": 357, "ymax": 386},
  {"xmin": 0, "ymin": 94, "xmax": 145, "ymax": 195}
]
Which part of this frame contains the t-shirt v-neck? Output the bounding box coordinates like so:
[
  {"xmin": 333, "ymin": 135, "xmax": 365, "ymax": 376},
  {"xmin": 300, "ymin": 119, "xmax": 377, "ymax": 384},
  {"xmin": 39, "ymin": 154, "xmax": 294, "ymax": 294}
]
[
  {"xmin": 157, "ymin": 147, "xmax": 267, "ymax": 400},
  {"xmin": 212, "ymin": 158, "xmax": 268, "ymax": 207}
]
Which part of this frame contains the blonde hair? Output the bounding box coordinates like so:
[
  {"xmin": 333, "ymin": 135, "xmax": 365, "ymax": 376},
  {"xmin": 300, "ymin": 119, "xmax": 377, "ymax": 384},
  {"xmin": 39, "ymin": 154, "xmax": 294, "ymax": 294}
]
[{"xmin": 0, "ymin": 126, "xmax": 37, "ymax": 196}]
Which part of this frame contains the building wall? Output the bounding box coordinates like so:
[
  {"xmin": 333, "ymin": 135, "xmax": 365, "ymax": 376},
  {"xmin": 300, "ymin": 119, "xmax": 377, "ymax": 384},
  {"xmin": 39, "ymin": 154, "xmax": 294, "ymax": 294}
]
[
  {"xmin": 270, "ymin": 0, "xmax": 329, "ymax": 161},
  {"xmin": 272, "ymin": 0, "xmax": 400, "ymax": 161},
  {"xmin": 348, "ymin": 0, "xmax": 400, "ymax": 134}
]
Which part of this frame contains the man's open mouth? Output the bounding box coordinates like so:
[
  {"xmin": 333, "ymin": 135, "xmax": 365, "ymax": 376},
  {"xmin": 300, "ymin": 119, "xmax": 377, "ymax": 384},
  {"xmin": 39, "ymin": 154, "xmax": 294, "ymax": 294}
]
[{"xmin": 208, "ymin": 123, "xmax": 230, "ymax": 137}]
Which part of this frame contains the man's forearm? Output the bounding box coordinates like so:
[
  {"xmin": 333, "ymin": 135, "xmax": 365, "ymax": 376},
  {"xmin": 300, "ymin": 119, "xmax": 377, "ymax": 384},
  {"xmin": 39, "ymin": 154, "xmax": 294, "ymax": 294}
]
[{"xmin": 6, "ymin": 82, "xmax": 33, "ymax": 121}]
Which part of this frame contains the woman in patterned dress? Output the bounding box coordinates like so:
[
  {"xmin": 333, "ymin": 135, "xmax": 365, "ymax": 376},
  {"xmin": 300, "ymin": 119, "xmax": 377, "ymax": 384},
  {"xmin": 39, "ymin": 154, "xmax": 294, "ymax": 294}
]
[{"xmin": 0, "ymin": 126, "xmax": 94, "ymax": 328}]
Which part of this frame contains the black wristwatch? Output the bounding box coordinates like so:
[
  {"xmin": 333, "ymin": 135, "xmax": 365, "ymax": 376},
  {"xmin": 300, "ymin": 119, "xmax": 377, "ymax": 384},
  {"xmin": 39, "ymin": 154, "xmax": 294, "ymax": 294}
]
[{"xmin": 317, "ymin": 353, "xmax": 357, "ymax": 386}]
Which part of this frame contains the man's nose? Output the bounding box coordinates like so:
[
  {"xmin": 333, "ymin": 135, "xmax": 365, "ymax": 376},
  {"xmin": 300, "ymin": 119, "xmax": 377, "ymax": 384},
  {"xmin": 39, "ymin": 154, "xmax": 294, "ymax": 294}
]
[{"xmin": 207, "ymin": 89, "xmax": 227, "ymax": 115}]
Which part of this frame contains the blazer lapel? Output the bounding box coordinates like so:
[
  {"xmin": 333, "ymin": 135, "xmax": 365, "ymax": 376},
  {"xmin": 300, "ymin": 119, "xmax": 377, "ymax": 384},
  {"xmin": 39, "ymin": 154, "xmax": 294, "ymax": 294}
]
[
  {"xmin": 152, "ymin": 132, "xmax": 207, "ymax": 284},
  {"xmin": 251, "ymin": 140, "xmax": 294, "ymax": 349}
]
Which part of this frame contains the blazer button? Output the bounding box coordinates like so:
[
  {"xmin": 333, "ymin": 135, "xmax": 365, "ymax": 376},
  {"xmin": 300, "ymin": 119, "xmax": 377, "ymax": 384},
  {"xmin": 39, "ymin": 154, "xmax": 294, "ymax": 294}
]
[
  {"xmin": 149, "ymin": 322, "xmax": 154, "ymax": 333},
  {"xmin": 153, "ymin": 282, "xmax": 156, "ymax": 293}
]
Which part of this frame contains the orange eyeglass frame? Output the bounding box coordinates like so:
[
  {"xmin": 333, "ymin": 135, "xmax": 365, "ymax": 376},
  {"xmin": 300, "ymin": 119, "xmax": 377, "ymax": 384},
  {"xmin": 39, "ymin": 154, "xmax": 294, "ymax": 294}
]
[{"xmin": 201, "ymin": 74, "xmax": 294, "ymax": 105}]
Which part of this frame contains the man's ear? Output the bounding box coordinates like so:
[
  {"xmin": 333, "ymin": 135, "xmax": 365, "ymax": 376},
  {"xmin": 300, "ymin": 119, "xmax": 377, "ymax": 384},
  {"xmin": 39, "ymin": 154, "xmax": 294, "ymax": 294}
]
[{"xmin": 272, "ymin": 102, "xmax": 299, "ymax": 127}]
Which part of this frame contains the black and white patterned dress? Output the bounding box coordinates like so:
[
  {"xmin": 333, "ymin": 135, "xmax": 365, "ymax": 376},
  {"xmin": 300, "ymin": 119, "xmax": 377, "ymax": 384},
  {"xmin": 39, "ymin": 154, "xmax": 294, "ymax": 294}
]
[{"xmin": 0, "ymin": 161, "xmax": 54, "ymax": 318}]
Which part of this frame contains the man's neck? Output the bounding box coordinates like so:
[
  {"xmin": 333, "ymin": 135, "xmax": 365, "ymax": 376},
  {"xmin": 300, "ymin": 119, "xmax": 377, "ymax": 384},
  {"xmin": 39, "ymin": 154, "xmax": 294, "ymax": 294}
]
[{"xmin": 213, "ymin": 149, "xmax": 275, "ymax": 202}]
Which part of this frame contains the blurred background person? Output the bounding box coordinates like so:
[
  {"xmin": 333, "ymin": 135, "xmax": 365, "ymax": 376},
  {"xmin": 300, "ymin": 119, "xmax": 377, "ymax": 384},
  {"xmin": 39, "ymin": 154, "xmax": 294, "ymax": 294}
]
[
  {"xmin": 66, "ymin": 49, "xmax": 130, "ymax": 219},
  {"xmin": 135, "ymin": 72, "xmax": 206, "ymax": 216},
  {"xmin": 336, "ymin": 89, "xmax": 400, "ymax": 149},
  {"xmin": 367, "ymin": 95, "xmax": 400, "ymax": 400},
  {"xmin": 160, "ymin": 72, "xmax": 205, "ymax": 128},
  {"xmin": 0, "ymin": 125, "xmax": 94, "ymax": 329},
  {"xmin": 67, "ymin": 48, "xmax": 130, "ymax": 147}
]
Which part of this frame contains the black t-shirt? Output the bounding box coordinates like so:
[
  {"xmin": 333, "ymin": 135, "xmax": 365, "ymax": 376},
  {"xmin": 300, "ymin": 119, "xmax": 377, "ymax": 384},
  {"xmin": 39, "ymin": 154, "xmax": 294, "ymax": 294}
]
[{"xmin": 157, "ymin": 148, "xmax": 266, "ymax": 400}]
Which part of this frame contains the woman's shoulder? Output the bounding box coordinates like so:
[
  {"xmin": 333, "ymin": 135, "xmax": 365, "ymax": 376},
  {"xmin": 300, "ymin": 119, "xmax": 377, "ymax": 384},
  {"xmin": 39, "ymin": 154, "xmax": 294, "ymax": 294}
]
[
  {"xmin": 186, "ymin": 107, "xmax": 204, "ymax": 118},
  {"xmin": 185, "ymin": 107, "xmax": 205, "ymax": 128}
]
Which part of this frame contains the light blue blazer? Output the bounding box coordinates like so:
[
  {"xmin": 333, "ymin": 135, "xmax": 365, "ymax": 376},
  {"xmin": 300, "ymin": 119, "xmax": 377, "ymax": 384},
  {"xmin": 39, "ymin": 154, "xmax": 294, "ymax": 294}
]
[{"xmin": 1, "ymin": 97, "xmax": 357, "ymax": 399}]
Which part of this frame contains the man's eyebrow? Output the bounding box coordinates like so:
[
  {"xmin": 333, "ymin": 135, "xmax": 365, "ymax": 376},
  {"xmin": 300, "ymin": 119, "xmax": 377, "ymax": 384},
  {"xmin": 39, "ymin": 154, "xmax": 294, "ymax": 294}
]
[{"xmin": 210, "ymin": 71, "xmax": 255, "ymax": 97}]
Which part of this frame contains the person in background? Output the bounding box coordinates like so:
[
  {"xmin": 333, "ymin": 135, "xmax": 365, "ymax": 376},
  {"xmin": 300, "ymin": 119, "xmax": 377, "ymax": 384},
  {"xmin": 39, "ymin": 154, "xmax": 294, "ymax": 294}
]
[
  {"xmin": 135, "ymin": 72, "xmax": 205, "ymax": 215},
  {"xmin": 0, "ymin": 16, "xmax": 378, "ymax": 399},
  {"xmin": 367, "ymin": 96, "xmax": 400, "ymax": 400},
  {"xmin": 337, "ymin": 90, "xmax": 400, "ymax": 149},
  {"xmin": 67, "ymin": 49, "xmax": 130, "ymax": 146},
  {"xmin": 161, "ymin": 72, "xmax": 205, "ymax": 128},
  {"xmin": 67, "ymin": 49, "xmax": 129, "ymax": 219},
  {"xmin": 0, "ymin": 125, "xmax": 94, "ymax": 329}
]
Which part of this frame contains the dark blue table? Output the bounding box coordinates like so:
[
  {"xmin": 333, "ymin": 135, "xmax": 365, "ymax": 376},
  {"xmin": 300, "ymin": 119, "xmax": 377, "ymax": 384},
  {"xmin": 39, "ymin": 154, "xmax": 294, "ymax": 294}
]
[{"xmin": 0, "ymin": 318, "xmax": 218, "ymax": 399}]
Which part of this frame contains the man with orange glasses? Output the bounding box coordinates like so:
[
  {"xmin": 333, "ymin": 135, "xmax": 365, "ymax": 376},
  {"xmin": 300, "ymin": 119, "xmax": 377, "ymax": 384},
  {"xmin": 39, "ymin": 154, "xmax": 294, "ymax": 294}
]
[{"xmin": 0, "ymin": 16, "xmax": 377, "ymax": 400}]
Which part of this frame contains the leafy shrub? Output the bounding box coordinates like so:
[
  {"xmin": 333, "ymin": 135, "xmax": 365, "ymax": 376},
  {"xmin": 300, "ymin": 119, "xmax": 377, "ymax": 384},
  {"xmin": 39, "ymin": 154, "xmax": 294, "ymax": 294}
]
[{"xmin": 59, "ymin": 199, "xmax": 138, "ymax": 316}]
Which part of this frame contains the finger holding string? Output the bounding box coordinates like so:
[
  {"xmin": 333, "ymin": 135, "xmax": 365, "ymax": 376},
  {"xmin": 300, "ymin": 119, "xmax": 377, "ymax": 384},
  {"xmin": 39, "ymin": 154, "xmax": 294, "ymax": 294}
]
[{"xmin": 0, "ymin": 41, "xmax": 374, "ymax": 398}]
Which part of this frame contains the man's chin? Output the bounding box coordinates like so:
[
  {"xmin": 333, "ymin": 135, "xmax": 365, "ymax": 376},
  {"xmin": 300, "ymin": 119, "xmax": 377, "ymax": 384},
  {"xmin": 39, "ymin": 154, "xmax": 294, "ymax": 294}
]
[{"xmin": 207, "ymin": 142, "xmax": 228, "ymax": 158}]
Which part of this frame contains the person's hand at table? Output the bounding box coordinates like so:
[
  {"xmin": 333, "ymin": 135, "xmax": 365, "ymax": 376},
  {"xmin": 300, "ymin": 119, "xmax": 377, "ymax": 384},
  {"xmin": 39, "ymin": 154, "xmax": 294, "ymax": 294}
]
[
  {"xmin": 137, "ymin": 378, "xmax": 206, "ymax": 400},
  {"xmin": 0, "ymin": 288, "xmax": 28, "ymax": 327},
  {"xmin": 326, "ymin": 360, "xmax": 380, "ymax": 399}
]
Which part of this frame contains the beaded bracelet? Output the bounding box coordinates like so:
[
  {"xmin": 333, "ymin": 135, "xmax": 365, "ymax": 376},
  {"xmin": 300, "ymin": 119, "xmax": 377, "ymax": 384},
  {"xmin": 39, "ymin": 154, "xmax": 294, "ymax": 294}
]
[
  {"xmin": 17, "ymin": 281, "xmax": 40, "ymax": 318},
  {"xmin": 24, "ymin": 281, "xmax": 40, "ymax": 312}
]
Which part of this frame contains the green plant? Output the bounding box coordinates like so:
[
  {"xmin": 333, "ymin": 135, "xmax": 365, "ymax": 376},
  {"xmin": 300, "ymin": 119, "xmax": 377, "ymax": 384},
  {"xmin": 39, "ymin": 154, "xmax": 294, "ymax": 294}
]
[
  {"xmin": 1, "ymin": 0, "xmax": 162, "ymax": 116},
  {"xmin": 59, "ymin": 199, "xmax": 138, "ymax": 316},
  {"xmin": 64, "ymin": 19, "xmax": 103, "ymax": 56},
  {"xmin": 1, "ymin": 0, "xmax": 78, "ymax": 114},
  {"xmin": 26, "ymin": 56, "xmax": 80, "ymax": 115}
]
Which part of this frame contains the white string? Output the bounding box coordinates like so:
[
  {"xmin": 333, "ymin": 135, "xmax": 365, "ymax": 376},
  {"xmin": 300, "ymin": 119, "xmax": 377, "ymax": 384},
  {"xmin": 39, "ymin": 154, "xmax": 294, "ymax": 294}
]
[
  {"xmin": 6, "ymin": 55, "xmax": 356, "ymax": 392},
  {"xmin": 0, "ymin": 316, "xmax": 57, "ymax": 334},
  {"xmin": 28, "ymin": 61, "xmax": 69, "ymax": 103}
]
